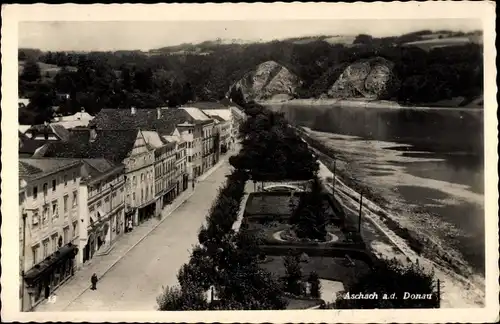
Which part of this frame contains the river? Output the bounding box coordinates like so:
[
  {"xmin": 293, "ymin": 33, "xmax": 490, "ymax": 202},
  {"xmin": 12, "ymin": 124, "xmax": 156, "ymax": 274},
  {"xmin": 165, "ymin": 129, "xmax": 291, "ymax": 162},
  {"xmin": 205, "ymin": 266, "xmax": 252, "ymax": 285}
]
[{"xmin": 264, "ymin": 102, "xmax": 485, "ymax": 283}]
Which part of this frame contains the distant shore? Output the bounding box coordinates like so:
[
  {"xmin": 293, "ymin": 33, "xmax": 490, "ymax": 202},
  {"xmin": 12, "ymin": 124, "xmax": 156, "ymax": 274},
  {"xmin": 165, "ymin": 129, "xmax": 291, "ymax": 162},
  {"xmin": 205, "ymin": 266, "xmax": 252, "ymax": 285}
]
[{"xmin": 257, "ymin": 98, "xmax": 483, "ymax": 111}]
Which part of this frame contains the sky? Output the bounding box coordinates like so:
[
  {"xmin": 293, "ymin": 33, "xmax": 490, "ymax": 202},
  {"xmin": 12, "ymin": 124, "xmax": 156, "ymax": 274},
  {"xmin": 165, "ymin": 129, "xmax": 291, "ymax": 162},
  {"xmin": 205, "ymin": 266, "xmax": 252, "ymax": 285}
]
[{"xmin": 19, "ymin": 19, "xmax": 482, "ymax": 52}]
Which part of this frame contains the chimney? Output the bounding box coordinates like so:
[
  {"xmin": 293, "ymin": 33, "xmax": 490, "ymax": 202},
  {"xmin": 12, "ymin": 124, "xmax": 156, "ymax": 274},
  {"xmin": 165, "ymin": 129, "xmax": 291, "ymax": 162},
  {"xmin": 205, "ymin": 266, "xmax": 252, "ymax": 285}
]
[
  {"xmin": 89, "ymin": 125, "xmax": 97, "ymax": 143},
  {"xmin": 131, "ymin": 106, "xmax": 136, "ymax": 115},
  {"xmin": 157, "ymin": 107, "xmax": 161, "ymax": 120}
]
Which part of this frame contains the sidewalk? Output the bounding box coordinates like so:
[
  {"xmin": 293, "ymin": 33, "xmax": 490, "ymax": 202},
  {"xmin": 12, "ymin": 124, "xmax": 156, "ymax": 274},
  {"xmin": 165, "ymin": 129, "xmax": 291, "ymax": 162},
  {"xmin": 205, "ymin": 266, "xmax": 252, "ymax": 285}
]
[{"xmin": 34, "ymin": 157, "xmax": 227, "ymax": 312}]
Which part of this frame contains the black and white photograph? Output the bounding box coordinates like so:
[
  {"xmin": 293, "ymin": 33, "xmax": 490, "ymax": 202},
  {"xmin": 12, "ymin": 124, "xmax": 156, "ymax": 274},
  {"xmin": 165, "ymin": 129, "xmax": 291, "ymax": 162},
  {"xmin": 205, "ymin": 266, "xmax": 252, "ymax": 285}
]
[{"xmin": 1, "ymin": 2, "xmax": 498, "ymax": 323}]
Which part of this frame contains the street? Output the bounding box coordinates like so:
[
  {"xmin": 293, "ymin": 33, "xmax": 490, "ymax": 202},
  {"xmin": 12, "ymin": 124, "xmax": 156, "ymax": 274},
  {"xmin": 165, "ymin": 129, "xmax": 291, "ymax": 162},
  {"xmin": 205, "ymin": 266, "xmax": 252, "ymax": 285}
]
[{"xmin": 61, "ymin": 158, "xmax": 233, "ymax": 311}]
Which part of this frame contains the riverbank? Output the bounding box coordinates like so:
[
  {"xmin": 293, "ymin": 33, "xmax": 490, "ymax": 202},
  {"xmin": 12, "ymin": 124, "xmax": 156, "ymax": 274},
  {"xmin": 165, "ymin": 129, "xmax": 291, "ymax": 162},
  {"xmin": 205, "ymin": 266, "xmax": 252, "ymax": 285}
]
[
  {"xmin": 258, "ymin": 98, "xmax": 483, "ymax": 111},
  {"xmin": 298, "ymin": 127, "xmax": 485, "ymax": 308}
]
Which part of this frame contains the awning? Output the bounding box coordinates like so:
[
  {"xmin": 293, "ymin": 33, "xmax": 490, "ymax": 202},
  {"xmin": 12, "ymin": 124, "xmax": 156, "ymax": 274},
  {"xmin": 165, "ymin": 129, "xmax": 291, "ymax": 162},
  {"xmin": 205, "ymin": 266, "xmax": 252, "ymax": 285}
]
[{"xmin": 24, "ymin": 244, "xmax": 78, "ymax": 284}]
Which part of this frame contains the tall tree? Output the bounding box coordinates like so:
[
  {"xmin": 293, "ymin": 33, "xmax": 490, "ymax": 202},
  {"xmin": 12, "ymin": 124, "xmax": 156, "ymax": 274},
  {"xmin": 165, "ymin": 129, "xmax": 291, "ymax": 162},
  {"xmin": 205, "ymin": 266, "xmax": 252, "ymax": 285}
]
[
  {"xmin": 290, "ymin": 176, "xmax": 327, "ymax": 241},
  {"xmin": 20, "ymin": 60, "xmax": 41, "ymax": 82}
]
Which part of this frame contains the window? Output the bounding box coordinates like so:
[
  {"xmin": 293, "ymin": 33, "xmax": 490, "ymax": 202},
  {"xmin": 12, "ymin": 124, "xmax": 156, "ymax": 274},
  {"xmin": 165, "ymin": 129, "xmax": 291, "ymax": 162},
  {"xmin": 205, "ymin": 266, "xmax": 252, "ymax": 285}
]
[
  {"xmin": 32, "ymin": 209, "xmax": 40, "ymax": 228},
  {"xmin": 97, "ymin": 183, "xmax": 102, "ymax": 193},
  {"xmin": 63, "ymin": 227, "xmax": 69, "ymax": 244},
  {"xmin": 32, "ymin": 245, "xmax": 40, "ymax": 265},
  {"xmin": 63, "ymin": 195, "xmax": 69, "ymax": 213},
  {"xmin": 73, "ymin": 172, "xmax": 77, "ymax": 183},
  {"xmin": 72, "ymin": 221, "xmax": 77, "ymax": 238},
  {"xmin": 105, "ymin": 196, "xmax": 110, "ymax": 211},
  {"xmin": 64, "ymin": 175, "xmax": 68, "ymax": 186},
  {"xmin": 141, "ymin": 173, "xmax": 144, "ymax": 181},
  {"xmin": 133, "ymin": 176, "xmax": 137, "ymax": 186},
  {"xmin": 72, "ymin": 191, "xmax": 78, "ymax": 207},
  {"xmin": 188, "ymin": 156, "xmax": 192, "ymax": 162},
  {"xmin": 96, "ymin": 201, "xmax": 102, "ymax": 210},
  {"xmin": 52, "ymin": 201, "xmax": 58, "ymax": 219},
  {"xmin": 52, "ymin": 179, "xmax": 57, "ymax": 192},
  {"xmin": 51, "ymin": 234, "xmax": 59, "ymax": 252},
  {"xmin": 33, "ymin": 186, "xmax": 38, "ymax": 199},
  {"xmin": 141, "ymin": 189, "xmax": 144, "ymax": 202},
  {"xmin": 43, "ymin": 239, "xmax": 50, "ymax": 258},
  {"xmin": 89, "ymin": 205, "xmax": 95, "ymax": 222},
  {"xmin": 42, "ymin": 205, "xmax": 49, "ymax": 225},
  {"xmin": 43, "ymin": 183, "xmax": 48, "ymax": 196},
  {"xmin": 132, "ymin": 192, "xmax": 136, "ymax": 202}
]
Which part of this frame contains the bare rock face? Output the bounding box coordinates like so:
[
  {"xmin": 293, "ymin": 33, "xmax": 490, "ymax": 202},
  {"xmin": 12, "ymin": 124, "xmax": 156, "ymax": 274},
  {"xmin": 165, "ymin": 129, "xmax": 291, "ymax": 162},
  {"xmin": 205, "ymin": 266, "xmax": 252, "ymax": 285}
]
[
  {"xmin": 327, "ymin": 57, "xmax": 400, "ymax": 100},
  {"xmin": 230, "ymin": 61, "xmax": 302, "ymax": 101}
]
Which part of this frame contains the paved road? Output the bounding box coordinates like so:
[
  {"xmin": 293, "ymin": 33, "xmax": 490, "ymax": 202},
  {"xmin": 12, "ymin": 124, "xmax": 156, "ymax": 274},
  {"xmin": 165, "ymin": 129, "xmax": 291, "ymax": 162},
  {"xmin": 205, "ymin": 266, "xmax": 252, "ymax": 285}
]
[{"xmin": 63, "ymin": 159, "xmax": 233, "ymax": 311}]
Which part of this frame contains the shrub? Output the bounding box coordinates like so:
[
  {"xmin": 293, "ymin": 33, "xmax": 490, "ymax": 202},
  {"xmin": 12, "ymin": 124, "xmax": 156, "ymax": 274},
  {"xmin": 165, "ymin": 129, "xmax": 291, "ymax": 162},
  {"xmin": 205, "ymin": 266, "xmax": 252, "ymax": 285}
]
[
  {"xmin": 283, "ymin": 252, "xmax": 303, "ymax": 295},
  {"xmin": 334, "ymin": 258, "xmax": 440, "ymax": 308},
  {"xmin": 308, "ymin": 271, "xmax": 321, "ymax": 298},
  {"xmin": 156, "ymin": 285, "xmax": 208, "ymax": 311}
]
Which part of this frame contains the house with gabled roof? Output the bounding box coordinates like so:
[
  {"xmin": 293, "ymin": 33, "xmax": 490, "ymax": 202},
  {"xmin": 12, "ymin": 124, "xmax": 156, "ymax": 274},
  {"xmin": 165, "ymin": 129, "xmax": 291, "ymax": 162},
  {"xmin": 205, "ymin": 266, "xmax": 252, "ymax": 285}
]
[
  {"xmin": 19, "ymin": 158, "xmax": 83, "ymax": 311},
  {"xmin": 31, "ymin": 126, "xmax": 158, "ymax": 229},
  {"xmin": 178, "ymin": 106, "xmax": 218, "ymax": 174},
  {"xmin": 91, "ymin": 106, "xmax": 213, "ymax": 181}
]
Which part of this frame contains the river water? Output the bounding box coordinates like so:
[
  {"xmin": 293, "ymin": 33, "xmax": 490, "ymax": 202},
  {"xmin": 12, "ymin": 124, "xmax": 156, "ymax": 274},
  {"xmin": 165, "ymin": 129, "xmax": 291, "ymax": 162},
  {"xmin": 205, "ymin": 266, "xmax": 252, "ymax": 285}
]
[{"xmin": 265, "ymin": 103, "xmax": 485, "ymax": 281}]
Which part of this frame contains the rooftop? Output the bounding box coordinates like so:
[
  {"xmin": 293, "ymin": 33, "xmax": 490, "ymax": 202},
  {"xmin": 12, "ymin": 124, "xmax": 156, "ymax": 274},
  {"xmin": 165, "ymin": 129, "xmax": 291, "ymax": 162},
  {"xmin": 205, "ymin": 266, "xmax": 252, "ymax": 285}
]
[
  {"xmin": 34, "ymin": 129, "xmax": 141, "ymax": 163},
  {"xmin": 180, "ymin": 107, "xmax": 213, "ymax": 121},
  {"xmin": 19, "ymin": 158, "xmax": 82, "ymax": 180},
  {"xmin": 25, "ymin": 124, "xmax": 72, "ymax": 141},
  {"xmin": 91, "ymin": 108, "xmax": 191, "ymax": 136}
]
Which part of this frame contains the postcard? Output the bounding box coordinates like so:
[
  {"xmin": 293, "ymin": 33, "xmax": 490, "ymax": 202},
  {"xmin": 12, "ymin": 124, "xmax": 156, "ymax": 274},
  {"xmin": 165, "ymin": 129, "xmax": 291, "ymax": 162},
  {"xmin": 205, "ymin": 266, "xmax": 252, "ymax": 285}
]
[{"xmin": 1, "ymin": 2, "xmax": 498, "ymax": 323}]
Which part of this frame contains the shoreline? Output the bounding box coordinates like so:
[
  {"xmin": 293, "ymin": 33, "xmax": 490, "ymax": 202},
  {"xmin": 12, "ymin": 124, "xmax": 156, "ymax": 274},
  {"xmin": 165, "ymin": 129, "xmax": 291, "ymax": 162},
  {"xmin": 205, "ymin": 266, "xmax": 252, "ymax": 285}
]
[
  {"xmin": 297, "ymin": 127, "xmax": 485, "ymax": 308},
  {"xmin": 258, "ymin": 98, "xmax": 483, "ymax": 111}
]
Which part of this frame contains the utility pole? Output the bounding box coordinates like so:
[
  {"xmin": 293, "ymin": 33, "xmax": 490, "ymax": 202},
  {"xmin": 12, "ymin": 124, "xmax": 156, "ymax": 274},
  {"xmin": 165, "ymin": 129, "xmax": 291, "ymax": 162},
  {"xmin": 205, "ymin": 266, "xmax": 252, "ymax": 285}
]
[
  {"xmin": 21, "ymin": 211, "xmax": 27, "ymax": 311},
  {"xmin": 437, "ymin": 279, "xmax": 441, "ymax": 308},
  {"xmin": 358, "ymin": 193, "xmax": 363, "ymax": 233},
  {"xmin": 332, "ymin": 159, "xmax": 336, "ymax": 195}
]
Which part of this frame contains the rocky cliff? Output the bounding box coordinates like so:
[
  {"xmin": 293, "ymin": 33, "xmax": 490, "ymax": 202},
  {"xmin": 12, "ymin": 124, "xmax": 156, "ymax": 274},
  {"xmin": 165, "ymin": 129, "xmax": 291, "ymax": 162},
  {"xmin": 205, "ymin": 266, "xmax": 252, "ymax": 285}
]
[
  {"xmin": 327, "ymin": 57, "xmax": 400, "ymax": 100},
  {"xmin": 230, "ymin": 61, "xmax": 302, "ymax": 101}
]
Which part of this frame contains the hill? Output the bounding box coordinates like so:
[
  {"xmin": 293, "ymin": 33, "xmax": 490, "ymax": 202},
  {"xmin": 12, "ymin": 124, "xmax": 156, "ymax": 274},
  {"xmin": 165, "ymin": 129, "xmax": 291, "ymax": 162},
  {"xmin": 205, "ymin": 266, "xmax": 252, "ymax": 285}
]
[
  {"xmin": 229, "ymin": 61, "xmax": 303, "ymax": 101},
  {"xmin": 17, "ymin": 29, "xmax": 483, "ymax": 123}
]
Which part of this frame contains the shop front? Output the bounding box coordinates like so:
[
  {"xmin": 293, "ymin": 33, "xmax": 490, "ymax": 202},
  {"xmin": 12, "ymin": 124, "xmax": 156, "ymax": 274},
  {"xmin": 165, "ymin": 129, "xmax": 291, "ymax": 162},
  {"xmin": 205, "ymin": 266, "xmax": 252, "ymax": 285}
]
[
  {"xmin": 125, "ymin": 209, "xmax": 135, "ymax": 232},
  {"xmin": 23, "ymin": 243, "xmax": 77, "ymax": 310},
  {"xmin": 138, "ymin": 200, "xmax": 156, "ymax": 224},
  {"xmin": 83, "ymin": 216, "xmax": 111, "ymax": 263},
  {"xmin": 161, "ymin": 184, "xmax": 177, "ymax": 208},
  {"xmin": 182, "ymin": 173, "xmax": 189, "ymax": 191}
]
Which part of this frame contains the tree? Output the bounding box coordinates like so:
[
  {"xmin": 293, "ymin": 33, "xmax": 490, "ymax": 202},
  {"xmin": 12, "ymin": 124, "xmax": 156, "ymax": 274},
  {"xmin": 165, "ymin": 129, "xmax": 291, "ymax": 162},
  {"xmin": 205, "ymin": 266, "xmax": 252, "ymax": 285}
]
[
  {"xmin": 308, "ymin": 271, "xmax": 321, "ymax": 298},
  {"xmin": 290, "ymin": 176, "xmax": 327, "ymax": 241},
  {"xmin": 283, "ymin": 252, "xmax": 302, "ymax": 295},
  {"xmin": 156, "ymin": 285, "xmax": 208, "ymax": 311},
  {"xmin": 334, "ymin": 258, "xmax": 440, "ymax": 309},
  {"xmin": 21, "ymin": 60, "xmax": 41, "ymax": 82},
  {"xmin": 229, "ymin": 86, "xmax": 246, "ymax": 106},
  {"xmin": 231, "ymin": 103, "xmax": 319, "ymax": 181}
]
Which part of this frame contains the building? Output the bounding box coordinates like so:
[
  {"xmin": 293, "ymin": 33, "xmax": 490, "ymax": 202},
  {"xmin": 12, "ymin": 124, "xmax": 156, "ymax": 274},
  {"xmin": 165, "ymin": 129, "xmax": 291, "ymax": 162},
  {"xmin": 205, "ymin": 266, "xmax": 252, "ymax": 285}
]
[
  {"xmin": 24, "ymin": 123, "xmax": 72, "ymax": 142},
  {"xmin": 180, "ymin": 107, "xmax": 217, "ymax": 174},
  {"xmin": 90, "ymin": 106, "xmax": 213, "ymax": 183},
  {"xmin": 51, "ymin": 108, "xmax": 95, "ymax": 129},
  {"xmin": 190, "ymin": 99, "xmax": 243, "ymax": 150},
  {"xmin": 32, "ymin": 127, "xmax": 157, "ymax": 229},
  {"xmin": 163, "ymin": 134, "xmax": 189, "ymax": 193},
  {"xmin": 19, "ymin": 158, "xmax": 82, "ymax": 311},
  {"xmin": 211, "ymin": 115, "xmax": 231, "ymax": 154},
  {"xmin": 141, "ymin": 131, "xmax": 178, "ymax": 216},
  {"xmin": 19, "ymin": 98, "xmax": 30, "ymax": 109},
  {"xmin": 77, "ymin": 159, "xmax": 126, "ymax": 265}
]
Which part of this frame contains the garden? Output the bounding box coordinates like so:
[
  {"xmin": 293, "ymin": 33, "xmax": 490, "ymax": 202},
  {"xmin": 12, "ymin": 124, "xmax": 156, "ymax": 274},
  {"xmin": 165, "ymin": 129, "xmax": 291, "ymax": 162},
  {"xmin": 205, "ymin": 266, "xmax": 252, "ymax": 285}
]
[{"xmin": 156, "ymin": 102, "xmax": 441, "ymax": 311}]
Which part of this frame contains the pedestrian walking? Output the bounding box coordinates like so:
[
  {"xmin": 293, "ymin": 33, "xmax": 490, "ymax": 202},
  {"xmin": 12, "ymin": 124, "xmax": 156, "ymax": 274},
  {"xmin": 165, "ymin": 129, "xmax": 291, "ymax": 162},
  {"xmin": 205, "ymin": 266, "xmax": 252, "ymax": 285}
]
[
  {"xmin": 91, "ymin": 273, "xmax": 98, "ymax": 290},
  {"xmin": 127, "ymin": 219, "xmax": 133, "ymax": 232}
]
